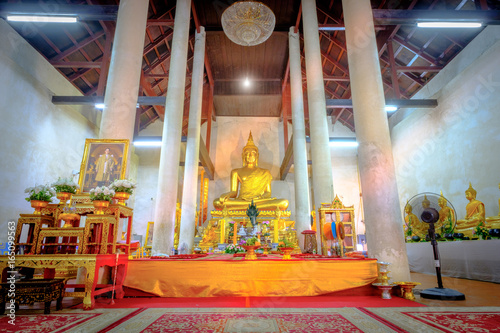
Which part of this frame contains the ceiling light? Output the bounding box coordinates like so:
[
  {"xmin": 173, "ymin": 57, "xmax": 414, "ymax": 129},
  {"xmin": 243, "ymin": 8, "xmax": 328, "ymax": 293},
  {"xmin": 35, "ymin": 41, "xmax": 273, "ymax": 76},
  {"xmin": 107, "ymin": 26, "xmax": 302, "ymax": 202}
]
[
  {"xmin": 133, "ymin": 141, "xmax": 162, "ymax": 147},
  {"xmin": 221, "ymin": 1, "xmax": 275, "ymax": 46},
  {"xmin": 385, "ymin": 105, "xmax": 398, "ymax": 112},
  {"xmin": 329, "ymin": 138, "xmax": 358, "ymax": 148},
  {"xmin": 417, "ymin": 22, "xmax": 482, "ymax": 28},
  {"xmin": 7, "ymin": 15, "xmax": 78, "ymax": 23},
  {"xmin": 95, "ymin": 103, "xmax": 105, "ymax": 110},
  {"xmin": 244, "ymin": 77, "xmax": 251, "ymax": 87}
]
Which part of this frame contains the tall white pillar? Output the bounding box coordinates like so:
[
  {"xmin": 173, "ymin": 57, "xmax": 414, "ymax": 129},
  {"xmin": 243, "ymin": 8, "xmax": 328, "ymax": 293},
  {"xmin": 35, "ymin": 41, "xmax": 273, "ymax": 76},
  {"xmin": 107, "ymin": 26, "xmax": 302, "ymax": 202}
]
[
  {"xmin": 289, "ymin": 27, "xmax": 311, "ymax": 249},
  {"xmin": 99, "ymin": 0, "xmax": 149, "ymax": 141},
  {"xmin": 179, "ymin": 27, "xmax": 206, "ymax": 253},
  {"xmin": 153, "ymin": 0, "xmax": 191, "ymax": 255},
  {"xmin": 342, "ymin": 0, "xmax": 410, "ymax": 281},
  {"xmin": 302, "ymin": 0, "xmax": 334, "ymax": 250}
]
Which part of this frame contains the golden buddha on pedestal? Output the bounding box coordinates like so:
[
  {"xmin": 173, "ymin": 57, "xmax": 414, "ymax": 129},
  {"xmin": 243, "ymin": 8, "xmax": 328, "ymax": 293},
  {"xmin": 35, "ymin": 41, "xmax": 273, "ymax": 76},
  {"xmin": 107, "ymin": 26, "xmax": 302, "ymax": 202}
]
[
  {"xmin": 437, "ymin": 191, "xmax": 455, "ymax": 233},
  {"xmin": 213, "ymin": 132, "xmax": 289, "ymax": 211},
  {"xmin": 485, "ymin": 183, "xmax": 500, "ymax": 229},
  {"xmin": 404, "ymin": 202, "xmax": 427, "ymax": 238},
  {"xmin": 455, "ymin": 183, "xmax": 485, "ymax": 237}
]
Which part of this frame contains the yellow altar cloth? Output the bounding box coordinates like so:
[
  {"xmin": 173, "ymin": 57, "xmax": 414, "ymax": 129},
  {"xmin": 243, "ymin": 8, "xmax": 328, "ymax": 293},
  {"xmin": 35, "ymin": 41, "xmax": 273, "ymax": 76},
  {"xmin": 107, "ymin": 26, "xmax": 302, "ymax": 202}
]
[{"xmin": 124, "ymin": 255, "xmax": 378, "ymax": 297}]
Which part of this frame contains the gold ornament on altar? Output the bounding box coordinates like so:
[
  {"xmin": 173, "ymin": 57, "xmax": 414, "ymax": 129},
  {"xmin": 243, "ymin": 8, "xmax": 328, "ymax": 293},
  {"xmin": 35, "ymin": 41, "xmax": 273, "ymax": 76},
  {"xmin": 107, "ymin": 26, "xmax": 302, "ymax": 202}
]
[
  {"xmin": 110, "ymin": 179, "xmax": 136, "ymax": 206},
  {"xmin": 213, "ymin": 132, "xmax": 288, "ymax": 211},
  {"xmin": 221, "ymin": 1, "xmax": 275, "ymax": 47},
  {"xmin": 25, "ymin": 184, "xmax": 56, "ymax": 214}
]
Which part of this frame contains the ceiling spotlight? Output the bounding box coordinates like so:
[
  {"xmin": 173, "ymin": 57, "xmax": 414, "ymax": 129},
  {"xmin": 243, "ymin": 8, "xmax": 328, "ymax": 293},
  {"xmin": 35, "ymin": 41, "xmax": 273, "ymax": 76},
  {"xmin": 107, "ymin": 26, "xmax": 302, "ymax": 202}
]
[
  {"xmin": 417, "ymin": 22, "xmax": 482, "ymax": 28},
  {"xmin": 133, "ymin": 141, "xmax": 162, "ymax": 147},
  {"xmin": 7, "ymin": 15, "xmax": 78, "ymax": 23},
  {"xmin": 244, "ymin": 77, "xmax": 251, "ymax": 87}
]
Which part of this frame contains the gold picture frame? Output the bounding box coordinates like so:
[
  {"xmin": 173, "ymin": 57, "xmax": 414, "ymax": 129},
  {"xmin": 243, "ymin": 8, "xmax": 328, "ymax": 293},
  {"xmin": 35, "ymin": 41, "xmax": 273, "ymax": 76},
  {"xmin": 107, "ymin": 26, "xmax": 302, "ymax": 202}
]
[
  {"xmin": 78, "ymin": 139, "xmax": 129, "ymax": 193},
  {"xmin": 145, "ymin": 221, "xmax": 154, "ymax": 249}
]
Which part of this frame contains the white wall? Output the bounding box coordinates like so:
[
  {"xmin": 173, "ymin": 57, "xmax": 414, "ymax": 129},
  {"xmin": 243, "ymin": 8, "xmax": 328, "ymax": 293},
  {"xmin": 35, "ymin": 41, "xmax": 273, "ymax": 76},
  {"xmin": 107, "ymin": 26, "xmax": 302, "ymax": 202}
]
[
  {"xmin": 0, "ymin": 20, "xmax": 100, "ymax": 242},
  {"xmin": 391, "ymin": 26, "xmax": 500, "ymax": 220}
]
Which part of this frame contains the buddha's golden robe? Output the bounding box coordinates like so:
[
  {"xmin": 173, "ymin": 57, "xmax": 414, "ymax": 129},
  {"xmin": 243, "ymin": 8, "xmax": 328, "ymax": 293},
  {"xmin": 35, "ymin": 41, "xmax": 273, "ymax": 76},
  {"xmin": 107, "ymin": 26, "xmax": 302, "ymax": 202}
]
[
  {"xmin": 238, "ymin": 168, "xmax": 272, "ymax": 200},
  {"xmin": 405, "ymin": 213, "xmax": 427, "ymax": 237}
]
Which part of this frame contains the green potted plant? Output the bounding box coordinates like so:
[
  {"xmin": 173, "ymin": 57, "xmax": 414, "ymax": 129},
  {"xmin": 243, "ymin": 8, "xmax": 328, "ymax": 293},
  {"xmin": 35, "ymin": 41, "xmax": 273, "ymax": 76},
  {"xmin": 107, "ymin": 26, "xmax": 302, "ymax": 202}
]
[
  {"xmin": 109, "ymin": 179, "xmax": 136, "ymax": 206},
  {"xmin": 52, "ymin": 177, "xmax": 80, "ymax": 204},
  {"xmin": 89, "ymin": 186, "xmax": 115, "ymax": 214},
  {"xmin": 25, "ymin": 184, "xmax": 56, "ymax": 214}
]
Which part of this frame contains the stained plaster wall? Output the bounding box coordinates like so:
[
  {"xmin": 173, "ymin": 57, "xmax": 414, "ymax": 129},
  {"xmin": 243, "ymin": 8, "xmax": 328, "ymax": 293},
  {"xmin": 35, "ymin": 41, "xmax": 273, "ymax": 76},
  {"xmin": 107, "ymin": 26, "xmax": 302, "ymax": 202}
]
[
  {"xmin": 390, "ymin": 26, "xmax": 500, "ymax": 220},
  {"xmin": 0, "ymin": 19, "xmax": 101, "ymax": 242}
]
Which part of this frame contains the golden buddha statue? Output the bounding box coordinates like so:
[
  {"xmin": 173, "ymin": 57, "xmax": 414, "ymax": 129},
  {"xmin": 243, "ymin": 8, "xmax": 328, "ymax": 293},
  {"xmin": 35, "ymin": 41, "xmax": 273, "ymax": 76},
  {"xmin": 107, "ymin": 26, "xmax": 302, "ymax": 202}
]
[
  {"xmin": 437, "ymin": 191, "xmax": 455, "ymax": 232},
  {"xmin": 404, "ymin": 202, "xmax": 427, "ymax": 238},
  {"xmin": 485, "ymin": 183, "xmax": 500, "ymax": 229},
  {"xmin": 456, "ymin": 183, "xmax": 485, "ymax": 236},
  {"xmin": 213, "ymin": 132, "xmax": 289, "ymax": 211}
]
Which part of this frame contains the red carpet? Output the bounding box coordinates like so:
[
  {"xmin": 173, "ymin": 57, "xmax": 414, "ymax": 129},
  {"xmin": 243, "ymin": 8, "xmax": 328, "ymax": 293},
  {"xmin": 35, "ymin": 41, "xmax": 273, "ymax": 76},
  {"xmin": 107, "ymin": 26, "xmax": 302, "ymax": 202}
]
[
  {"xmin": 4, "ymin": 307, "xmax": 499, "ymax": 332},
  {"xmin": 72, "ymin": 295, "xmax": 424, "ymax": 309}
]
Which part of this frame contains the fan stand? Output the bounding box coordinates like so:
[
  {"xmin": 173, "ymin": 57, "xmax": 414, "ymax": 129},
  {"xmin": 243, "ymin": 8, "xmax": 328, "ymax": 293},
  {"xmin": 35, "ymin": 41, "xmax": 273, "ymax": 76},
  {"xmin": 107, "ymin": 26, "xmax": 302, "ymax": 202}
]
[{"xmin": 419, "ymin": 222, "xmax": 466, "ymax": 301}]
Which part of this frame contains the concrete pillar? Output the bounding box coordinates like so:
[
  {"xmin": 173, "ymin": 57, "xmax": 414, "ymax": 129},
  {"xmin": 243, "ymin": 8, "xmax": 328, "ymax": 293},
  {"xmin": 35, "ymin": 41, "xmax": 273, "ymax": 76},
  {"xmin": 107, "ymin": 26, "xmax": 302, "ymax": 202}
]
[
  {"xmin": 289, "ymin": 27, "xmax": 311, "ymax": 249},
  {"xmin": 342, "ymin": 0, "xmax": 410, "ymax": 281},
  {"xmin": 99, "ymin": 0, "xmax": 149, "ymax": 141},
  {"xmin": 179, "ymin": 27, "xmax": 206, "ymax": 253},
  {"xmin": 153, "ymin": 0, "xmax": 191, "ymax": 255},
  {"xmin": 302, "ymin": 0, "xmax": 334, "ymax": 250}
]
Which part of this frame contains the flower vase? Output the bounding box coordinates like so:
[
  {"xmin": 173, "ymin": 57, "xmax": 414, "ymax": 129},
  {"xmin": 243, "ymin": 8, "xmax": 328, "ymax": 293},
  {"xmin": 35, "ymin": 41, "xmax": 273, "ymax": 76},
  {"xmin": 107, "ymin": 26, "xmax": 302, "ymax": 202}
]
[
  {"xmin": 279, "ymin": 247, "xmax": 294, "ymax": 260},
  {"xmin": 31, "ymin": 200, "xmax": 49, "ymax": 215},
  {"xmin": 242, "ymin": 245, "xmax": 260, "ymax": 260},
  {"xmin": 93, "ymin": 200, "xmax": 110, "ymax": 215},
  {"xmin": 56, "ymin": 191, "xmax": 72, "ymax": 207},
  {"xmin": 114, "ymin": 192, "xmax": 130, "ymax": 206}
]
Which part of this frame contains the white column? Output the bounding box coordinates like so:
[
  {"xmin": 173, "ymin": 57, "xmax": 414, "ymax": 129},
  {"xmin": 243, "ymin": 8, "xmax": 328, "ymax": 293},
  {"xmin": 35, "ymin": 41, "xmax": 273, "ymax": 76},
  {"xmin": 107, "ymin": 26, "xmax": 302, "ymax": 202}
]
[
  {"xmin": 289, "ymin": 27, "xmax": 311, "ymax": 250},
  {"xmin": 302, "ymin": 0, "xmax": 334, "ymax": 250},
  {"xmin": 342, "ymin": 0, "xmax": 410, "ymax": 281},
  {"xmin": 179, "ymin": 27, "xmax": 206, "ymax": 254},
  {"xmin": 99, "ymin": 0, "xmax": 149, "ymax": 141},
  {"xmin": 153, "ymin": 0, "xmax": 191, "ymax": 255}
]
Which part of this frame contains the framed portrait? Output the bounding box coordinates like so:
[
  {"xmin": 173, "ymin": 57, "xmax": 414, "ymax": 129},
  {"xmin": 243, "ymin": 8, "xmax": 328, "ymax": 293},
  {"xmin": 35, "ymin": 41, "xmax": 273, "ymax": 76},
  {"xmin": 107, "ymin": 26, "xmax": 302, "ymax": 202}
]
[
  {"xmin": 145, "ymin": 221, "xmax": 154, "ymax": 249},
  {"xmin": 78, "ymin": 139, "xmax": 129, "ymax": 193}
]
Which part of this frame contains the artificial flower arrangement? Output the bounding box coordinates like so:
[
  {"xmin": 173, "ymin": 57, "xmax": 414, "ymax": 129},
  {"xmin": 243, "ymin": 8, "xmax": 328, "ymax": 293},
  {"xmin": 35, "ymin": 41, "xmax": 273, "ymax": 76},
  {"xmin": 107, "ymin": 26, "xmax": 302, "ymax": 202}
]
[
  {"xmin": 277, "ymin": 239, "xmax": 295, "ymax": 249},
  {"xmin": 25, "ymin": 184, "xmax": 56, "ymax": 202},
  {"xmin": 474, "ymin": 222, "xmax": 489, "ymax": 239},
  {"xmin": 109, "ymin": 179, "xmax": 137, "ymax": 194},
  {"xmin": 242, "ymin": 236, "xmax": 261, "ymax": 246},
  {"xmin": 224, "ymin": 244, "xmax": 245, "ymax": 254},
  {"xmin": 52, "ymin": 177, "xmax": 80, "ymax": 194},
  {"xmin": 89, "ymin": 186, "xmax": 115, "ymax": 202}
]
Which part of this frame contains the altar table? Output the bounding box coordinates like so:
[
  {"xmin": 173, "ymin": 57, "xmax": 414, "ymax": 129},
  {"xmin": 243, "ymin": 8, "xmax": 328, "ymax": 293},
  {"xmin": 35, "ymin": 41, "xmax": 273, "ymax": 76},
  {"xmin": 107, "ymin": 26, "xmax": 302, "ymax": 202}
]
[
  {"xmin": 124, "ymin": 254, "xmax": 378, "ymax": 297},
  {"xmin": 0, "ymin": 254, "xmax": 128, "ymax": 310}
]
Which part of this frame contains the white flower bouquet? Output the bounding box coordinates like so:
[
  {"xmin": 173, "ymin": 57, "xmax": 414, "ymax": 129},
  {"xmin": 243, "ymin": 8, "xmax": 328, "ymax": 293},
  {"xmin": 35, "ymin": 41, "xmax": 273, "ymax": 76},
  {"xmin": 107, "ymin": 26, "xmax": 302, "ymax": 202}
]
[
  {"xmin": 89, "ymin": 186, "xmax": 115, "ymax": 202},
  {"xmin": 52, "ymin": 177, "xmax": 80, "ymax": 194},
  {"xmin": 109, "ymin": 179, "xmax": 137, "ymax": 194},
  {"xmin": 25, "ymin": 184, "xmax": 56, "ymax": 202}
]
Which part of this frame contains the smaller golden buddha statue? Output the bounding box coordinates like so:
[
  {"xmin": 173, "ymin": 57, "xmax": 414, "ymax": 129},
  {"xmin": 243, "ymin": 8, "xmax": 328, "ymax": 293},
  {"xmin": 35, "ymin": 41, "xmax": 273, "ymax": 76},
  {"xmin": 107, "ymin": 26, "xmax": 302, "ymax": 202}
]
[
  {"xmin": 199, "ymin": 220, "xmax": 218, "ymax": 248},
  {"xmin": 455, "ymin": 183, "xmax": 485, "ymax": 237},
  {"xmin": 404, "ymin": 202, "xmax": 427, "ymax": 238},
  {"xmin": 213, "ymin": 132, "xmax": 289, "ymax": 211},
  {"xmin": 485, "ymin": 183, "xmax": 500, "ymax": 229},
  {"xmin": 437, "ymin": 191, "xmax": 455, "ymax": 233}
]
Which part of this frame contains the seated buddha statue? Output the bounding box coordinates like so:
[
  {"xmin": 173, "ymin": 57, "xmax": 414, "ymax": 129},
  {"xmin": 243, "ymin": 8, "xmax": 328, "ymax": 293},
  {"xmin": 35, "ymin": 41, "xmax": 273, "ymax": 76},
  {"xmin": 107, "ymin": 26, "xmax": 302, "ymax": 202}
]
[
  {"xmin": 437, "ymin": 191, "xmax": 455, "ymax": 232},
  {"xmin": 404, "ymin": 202, "xmax": 427, "ymax": 238},
  {"xmin": 486, "ymin": 183, "xmax": 500, "ymax": 229},
  {"xmin": 455, "ymin": 183, "xmax": 485, "ymax": 236},
  {"xmin": 213, "ymin": 132, "xmax": 289, "ymax": 211}
]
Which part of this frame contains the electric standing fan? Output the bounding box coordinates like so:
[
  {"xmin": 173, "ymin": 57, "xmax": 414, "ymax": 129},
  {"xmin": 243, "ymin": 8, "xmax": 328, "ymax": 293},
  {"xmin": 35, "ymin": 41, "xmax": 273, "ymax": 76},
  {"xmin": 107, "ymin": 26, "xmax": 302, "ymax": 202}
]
[{"xmin": 407, "ymin": 192, "xmax": 465, "ymax": 300}]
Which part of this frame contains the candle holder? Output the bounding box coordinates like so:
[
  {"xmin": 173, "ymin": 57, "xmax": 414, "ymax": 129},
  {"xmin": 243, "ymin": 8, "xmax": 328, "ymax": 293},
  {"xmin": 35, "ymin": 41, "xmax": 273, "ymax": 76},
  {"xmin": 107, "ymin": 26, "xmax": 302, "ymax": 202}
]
[{"xmin": 377, "ymin": 261, "xmax": 392, "ymax": 286}]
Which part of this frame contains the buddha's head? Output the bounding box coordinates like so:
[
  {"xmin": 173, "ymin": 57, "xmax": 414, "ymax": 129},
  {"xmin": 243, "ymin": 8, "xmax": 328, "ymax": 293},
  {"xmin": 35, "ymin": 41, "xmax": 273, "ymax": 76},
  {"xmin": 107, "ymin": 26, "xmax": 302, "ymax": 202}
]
[
  {"xmin": 422, "ymin": 195, "xmax": 430, "ymax": 209},
  {"xmin": 405, "ymin": 201, "xmax": 413, "ymax": 214},
  {"xmin": 465, "ymin": 182, "xmax": 477, "ymax": 200},
  {"xmin": 242, "ymin": 132, "xmax": 259, "ymax": 167},
  {"xmin": 438, "ymin": 191, "xmax": 447, "ymax": 208}
]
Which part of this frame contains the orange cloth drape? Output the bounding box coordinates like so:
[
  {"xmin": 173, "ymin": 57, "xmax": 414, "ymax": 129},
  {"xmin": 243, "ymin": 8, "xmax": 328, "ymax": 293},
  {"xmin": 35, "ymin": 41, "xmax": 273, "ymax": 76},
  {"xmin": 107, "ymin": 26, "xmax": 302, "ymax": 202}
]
[{"xmin": 124, "ymin": 257, "xmax": 378, "ymax": 297}]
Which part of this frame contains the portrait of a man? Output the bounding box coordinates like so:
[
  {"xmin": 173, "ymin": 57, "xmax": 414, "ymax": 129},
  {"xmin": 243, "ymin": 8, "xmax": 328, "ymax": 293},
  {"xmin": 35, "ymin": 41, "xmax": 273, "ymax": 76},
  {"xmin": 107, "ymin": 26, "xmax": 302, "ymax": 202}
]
[{"xmin": 78, "ymin": 139, "xmax": 129, "ymax": 193}]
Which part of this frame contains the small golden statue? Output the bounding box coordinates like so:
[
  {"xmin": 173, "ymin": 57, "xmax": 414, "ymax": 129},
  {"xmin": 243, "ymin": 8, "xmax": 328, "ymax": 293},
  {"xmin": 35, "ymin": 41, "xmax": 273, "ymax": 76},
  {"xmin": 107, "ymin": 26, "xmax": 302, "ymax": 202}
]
[
  {"xmin": 485, "ymin": 183, "xmax": 500, "ymax": 229},
  {"xmin": 404, "ymin": 201, "xmax": 427, "ymax": 238},
  {"xmin": 455, "ymin": 183, "xmax": 485, "ymax": 237},
  {"xmin": 437, "ymin": 191, "xmax": 455, "ymax": 232},
  {"xmin": 213, "ymin": 132, "xmax": 289, "ymax": 211}
]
